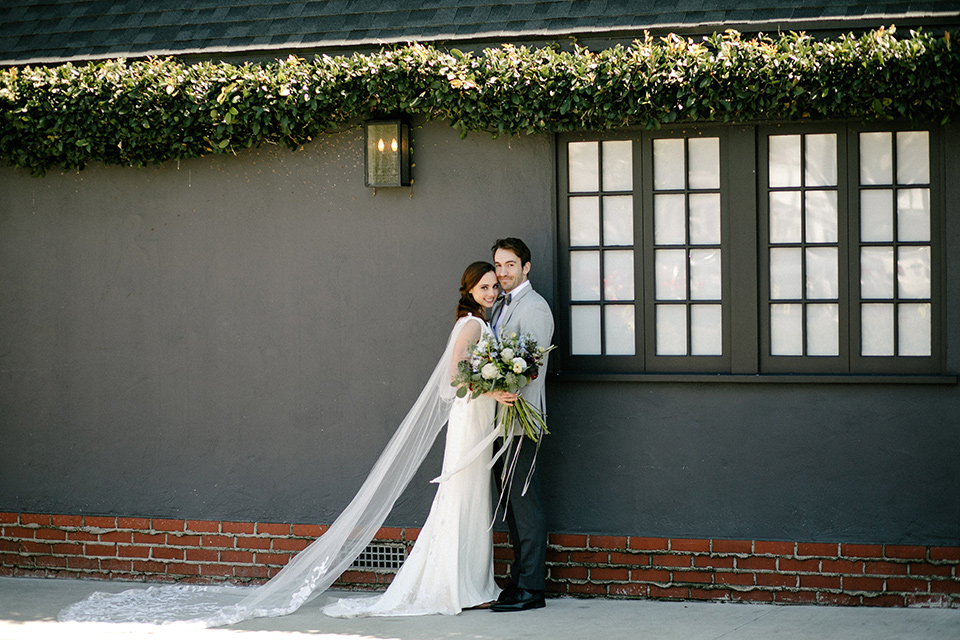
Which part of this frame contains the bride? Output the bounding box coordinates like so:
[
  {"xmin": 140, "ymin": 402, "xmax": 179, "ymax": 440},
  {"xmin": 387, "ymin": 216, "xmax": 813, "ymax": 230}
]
[{"xmin": 60, "ymin": 261, "xmax": 509, "ymax": 627}]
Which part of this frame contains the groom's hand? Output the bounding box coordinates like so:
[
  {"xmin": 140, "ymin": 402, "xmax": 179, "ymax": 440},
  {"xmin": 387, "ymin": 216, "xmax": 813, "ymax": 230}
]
[{"xmin": 488, "ymin": 390, "xmax": 518, "ymax": 406}]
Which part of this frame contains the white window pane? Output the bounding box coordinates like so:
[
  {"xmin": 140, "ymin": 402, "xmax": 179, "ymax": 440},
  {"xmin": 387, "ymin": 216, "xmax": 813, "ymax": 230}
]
[
  {"xmin": 896, "ymin": 131, "xmax": 930, "ymax": 185},
  {"xmin": 689, "ymin": 249, "xmax": 722, "ymax": 300},
  {"xmin": 805, "ymin": 133, "xmax": 837, "ymax": 187},
  {"xmin": 654, "ymin": 138, "xmax": 685, "ymax": 190},
  {"xmin": 571, "ymin": 305, "xmax": 601, "ymax": 355},
  {"xmin": 769, "ymin": 135, "xmax": 801, "ymax": 188},
  {"xmin": 769, "ymin": 191, "xmax": 802, "ymax": 244},
  {"xmin": 654, "ymin": 194, "xmax": 686, "ymax": 245},
  {"xmin": 898, "ymin": 246, "xmax": 931, "ymax": 299},
  {"xmin": 860, "ymin": 189, "xmax": 894, "ymax": 242},
  {"xmin": 689, "ymin": 193, "xmax": 721, "ymax": 245},
  {"xmin": 605, "ymin": 305, "xmax": 636, "ymax": 356},
  {"xmin": 602, "ymin": 140, "xmax": 633, "ymax": 191},
  {"xmin": 568, "ymin": 141, "xmax": 599, "ymax": 192},
  {"xmin": 807, "ymin": 303, "xmax": 839, "ymax": 356},
  {"xmin": 860, "ymin": 246, "xmax": 894, "ymax": 299},
  {"xmin": 604, "ymin": 250, "xmax": 635, "ymax": 300},
  {"xmin": 897, "ymin": 188, "xmax": 931, "ymax": 242},
  {"xmin": 656, "ymin": 305, "xmax": 687, "ymax": 355},
  {"xmin": 860, "ymin": 132, "xmax": 893, "ymax": 185},
  {"xmin": 688, "ymin": 137, "xmax": 720, "ymax": 190},
  {"xmin": 656, "ymin": 249, "xmax": 687, "ymax": 300},
  {"xmin": 805, "ymin": 247, "xmax": 839, "ymax": 299},
  {"xmin": 805, "ymin": 190, "xmax": 838, "ymax": 243},
  {"xmin": 770, "ymin": 247, "xmax": 803, "ymax": 300},
  {"xmin": 569, "ymin": 196, "xmax": 600, "ymax": 246},
  {"xmin": 898, "ymin": 303, "xmax": 931, "ymax": 356},
  {"xmin": 603, "ymin": 196, "xmax": 634, "ymax": 246},
  {"xmin": 691, "ymin": 304, "xmax": 722, "ymax": 356},
  {"xmin": 571, "ymin": 251, "xmax": 601, "ymax": 301},
  {"xmin": 771, "ymin": 303, "xmax": 803, "ymax": 356},
  {"xmin": 861, "ymin": 303, "xmax": 894, "ymax": 356}
]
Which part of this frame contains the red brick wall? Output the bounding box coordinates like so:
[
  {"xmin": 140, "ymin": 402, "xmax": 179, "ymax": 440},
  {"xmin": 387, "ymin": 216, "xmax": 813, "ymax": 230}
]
[{"xmin": 2, "ymin": 512, "xmax": 957, "ymax": 607}]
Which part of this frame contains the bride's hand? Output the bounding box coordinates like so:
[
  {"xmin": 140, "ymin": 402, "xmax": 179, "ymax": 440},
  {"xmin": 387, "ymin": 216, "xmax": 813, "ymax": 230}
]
[{"xmin": 487, "ymin": 390, "xmax": 518, "ymax": 406}]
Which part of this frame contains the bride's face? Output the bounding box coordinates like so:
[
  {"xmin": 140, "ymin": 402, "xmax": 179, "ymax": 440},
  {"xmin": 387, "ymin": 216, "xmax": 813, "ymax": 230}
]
[{"xmin": 470, "ymin": 271, "xmax": 499, "ymax": 309}]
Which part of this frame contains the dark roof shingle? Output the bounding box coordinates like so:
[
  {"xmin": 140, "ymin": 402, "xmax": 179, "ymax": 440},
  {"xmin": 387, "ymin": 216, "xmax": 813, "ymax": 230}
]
[{"xmin": 1, "ymin": 0, "xmax": 958, "ymax": 66}]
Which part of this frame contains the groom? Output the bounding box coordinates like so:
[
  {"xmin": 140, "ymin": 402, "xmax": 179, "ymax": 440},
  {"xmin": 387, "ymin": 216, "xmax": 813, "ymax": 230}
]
[{"xmin": 488, "ymin": 237, "xmax": 555, "ymax": 612}]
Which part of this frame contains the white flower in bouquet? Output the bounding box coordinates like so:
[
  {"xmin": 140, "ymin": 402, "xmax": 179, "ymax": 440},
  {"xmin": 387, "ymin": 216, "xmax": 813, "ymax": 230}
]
[
  {"xmin": 480, "ymin": 363, "xmax": 500, "ymax": 380},
  {"xmin": 500, "ymin": 347, "xmax": 515, "ymax": 362},
  {"xmin": 511, "ymin": 357, "xmax": 527, "ymax": 374}
]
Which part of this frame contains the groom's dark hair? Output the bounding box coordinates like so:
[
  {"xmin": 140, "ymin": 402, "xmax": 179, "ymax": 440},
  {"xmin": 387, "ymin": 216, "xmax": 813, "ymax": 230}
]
[{"xmin": 491, "ymin": 237, "xmax": 531, "ymax": 267}]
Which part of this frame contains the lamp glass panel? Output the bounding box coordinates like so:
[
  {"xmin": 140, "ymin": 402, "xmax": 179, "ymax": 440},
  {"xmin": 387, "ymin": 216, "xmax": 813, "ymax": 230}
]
[{"xmin": 366, "ymin": 122, "xmax": 400, "ymax": 185}]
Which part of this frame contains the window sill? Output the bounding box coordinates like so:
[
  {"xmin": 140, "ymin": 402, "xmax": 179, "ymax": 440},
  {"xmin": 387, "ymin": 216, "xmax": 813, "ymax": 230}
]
[{"xmin": 551, "ymin": 371, "xmax": 958, "ymax": 385}]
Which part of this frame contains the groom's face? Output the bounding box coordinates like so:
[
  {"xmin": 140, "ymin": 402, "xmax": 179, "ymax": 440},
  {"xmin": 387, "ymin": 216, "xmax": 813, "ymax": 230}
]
[{"xmin": 494, "ymin": 248, "xmax": 530, "ymax": 293}]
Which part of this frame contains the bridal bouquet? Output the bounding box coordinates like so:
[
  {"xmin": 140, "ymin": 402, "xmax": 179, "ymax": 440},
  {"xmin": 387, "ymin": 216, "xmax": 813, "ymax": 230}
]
[{"xmin": 452, "ymin": 332, "xmax": 555, "ymax": 441}]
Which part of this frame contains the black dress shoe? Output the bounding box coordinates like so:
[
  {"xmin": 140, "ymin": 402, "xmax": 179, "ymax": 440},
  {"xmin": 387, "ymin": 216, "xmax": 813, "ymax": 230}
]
[
  {"xmin": 497, "ymin": 583, "xmax": 519, "ymax": 603},
  {"xmin": 489, "ymin": 588, "xmax": 545, "ymax": 612}
]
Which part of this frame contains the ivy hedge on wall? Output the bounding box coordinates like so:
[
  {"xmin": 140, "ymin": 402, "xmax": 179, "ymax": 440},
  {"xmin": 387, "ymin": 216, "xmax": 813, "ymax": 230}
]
[{"xmin": 0, "ymin": 27, "xmax": 957, "ymax": 175}]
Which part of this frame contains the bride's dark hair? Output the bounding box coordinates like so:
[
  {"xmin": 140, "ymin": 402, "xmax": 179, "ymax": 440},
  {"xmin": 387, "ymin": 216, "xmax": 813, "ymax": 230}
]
[{"xmin": 456, "ymin": 261, "xmax": 496, "ymax": 320}]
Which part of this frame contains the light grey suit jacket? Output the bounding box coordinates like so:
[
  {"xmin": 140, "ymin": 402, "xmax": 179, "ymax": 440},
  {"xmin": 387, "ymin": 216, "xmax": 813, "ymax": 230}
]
[{"xmin": 491, "ymin": 284, "xmax": 555, "ymax": 413}]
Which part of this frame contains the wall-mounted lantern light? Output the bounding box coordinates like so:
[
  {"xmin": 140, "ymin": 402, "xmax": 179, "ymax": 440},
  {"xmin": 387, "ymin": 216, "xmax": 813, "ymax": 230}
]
[{"xmin": 364, "ymin": 120, "xmax": 410, "ymax": 187}]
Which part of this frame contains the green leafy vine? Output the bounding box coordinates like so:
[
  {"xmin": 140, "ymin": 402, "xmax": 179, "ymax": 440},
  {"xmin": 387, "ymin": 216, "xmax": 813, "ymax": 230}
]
[{"xmin": 1, "ymin": 26, "xmax": 957, "ymax": 175}]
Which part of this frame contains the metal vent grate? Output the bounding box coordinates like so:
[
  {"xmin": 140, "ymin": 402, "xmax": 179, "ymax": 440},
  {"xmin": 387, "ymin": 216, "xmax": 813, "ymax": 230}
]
[{"xmin": 350, "ymin": 543, "xmax": 407, "ymax": 570}]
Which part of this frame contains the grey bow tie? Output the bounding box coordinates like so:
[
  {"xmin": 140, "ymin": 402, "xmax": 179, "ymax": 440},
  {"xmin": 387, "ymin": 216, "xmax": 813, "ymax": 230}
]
[{"xmin": 499, "ymin": 293, "xmax": 512, "ymax": 306}]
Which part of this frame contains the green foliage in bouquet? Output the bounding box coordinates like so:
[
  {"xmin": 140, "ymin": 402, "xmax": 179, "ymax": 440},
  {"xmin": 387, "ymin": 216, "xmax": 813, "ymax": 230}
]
[{"xmin": 451, "ymin": 332, "xmax": 555, "ymax": 441}]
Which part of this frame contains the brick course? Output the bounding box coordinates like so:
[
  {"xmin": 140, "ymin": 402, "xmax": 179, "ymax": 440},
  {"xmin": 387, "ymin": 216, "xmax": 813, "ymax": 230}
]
[{"xmin": 1, "ymin": 512, "xmax": 957, "ymax": 608}]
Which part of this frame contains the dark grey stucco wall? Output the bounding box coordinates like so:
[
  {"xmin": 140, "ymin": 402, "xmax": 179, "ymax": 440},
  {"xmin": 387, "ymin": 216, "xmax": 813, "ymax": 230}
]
[
  {"xmin": 1, "ymin": 120, "xmax": 958, "ymax": 547},
  {"xmin": 0, "ymin": 120, "xmax": 555, "ymax": 526}
]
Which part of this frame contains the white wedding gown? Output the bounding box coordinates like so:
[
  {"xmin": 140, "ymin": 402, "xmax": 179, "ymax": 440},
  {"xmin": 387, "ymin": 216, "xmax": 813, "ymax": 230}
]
[
  {"xmin": 323, "ymin": 388, "xmax": 499, "ymax": 616},
  {"xmin": 58, "ymin": 315, "xmax": 500, "ymax": 627}
]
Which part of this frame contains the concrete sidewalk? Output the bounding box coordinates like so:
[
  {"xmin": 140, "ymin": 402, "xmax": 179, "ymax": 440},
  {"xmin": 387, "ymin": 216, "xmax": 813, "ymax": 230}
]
[{"xmin": 1, "ymin": 576, "xmax": 958, "ymax": 640}]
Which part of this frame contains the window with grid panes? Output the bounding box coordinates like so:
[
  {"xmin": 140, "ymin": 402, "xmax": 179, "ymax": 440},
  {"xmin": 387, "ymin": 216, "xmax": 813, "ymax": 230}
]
[{"xmin": 557, "ymin": 124, "xmax": 942, "ymax": 376}]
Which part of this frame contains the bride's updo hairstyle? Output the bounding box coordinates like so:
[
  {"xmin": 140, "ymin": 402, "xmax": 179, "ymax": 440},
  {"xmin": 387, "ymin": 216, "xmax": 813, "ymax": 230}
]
[{"xmin": 456, "ymin": 261, "xmax": 496, "ymax": 320}]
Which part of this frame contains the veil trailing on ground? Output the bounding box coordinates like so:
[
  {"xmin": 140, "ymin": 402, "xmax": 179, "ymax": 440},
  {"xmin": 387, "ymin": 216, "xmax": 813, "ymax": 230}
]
[{"xmin": 59, "ymin": 316, "xmax": 480, "ymax": 628}]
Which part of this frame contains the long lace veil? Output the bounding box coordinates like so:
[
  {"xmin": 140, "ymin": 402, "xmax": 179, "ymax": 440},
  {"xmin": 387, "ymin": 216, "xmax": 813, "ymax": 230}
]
[{"xmin": 59, "ymin": 316, "xmax": 479, "ymax": 628}]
